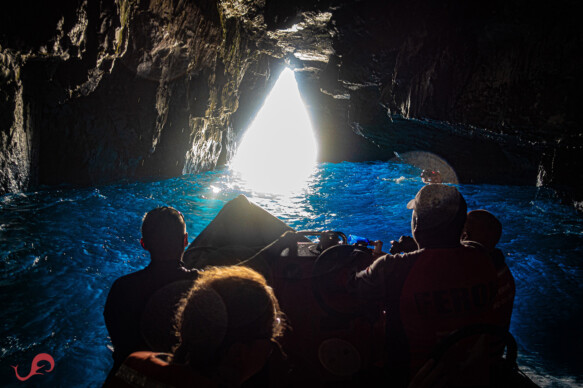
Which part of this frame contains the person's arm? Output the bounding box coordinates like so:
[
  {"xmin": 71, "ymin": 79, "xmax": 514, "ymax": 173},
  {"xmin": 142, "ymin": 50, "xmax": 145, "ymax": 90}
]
[
  {"xmin": 243, "ymin": 231, "xmax": 303, "ymax": 277},
  {"xmin": 103, "ymin": 280, "xmax": 136, "ymax": 366},
  {"xmin": 345, "ymin": 253, "xmax": 389, "ymax": 302},
  {"xmin": 346, "ymin": 251, "xmax": 419, "ymax": 303},
  {"xmin": 104, "ymin": 281, "xmax": 120, "ymax": 345},
  {"xmin": 390, "ymin": 235, "xmax": 418, "ymax": 254}
]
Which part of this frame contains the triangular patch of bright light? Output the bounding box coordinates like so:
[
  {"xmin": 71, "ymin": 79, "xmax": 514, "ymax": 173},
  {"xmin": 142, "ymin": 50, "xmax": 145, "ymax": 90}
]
[{"xmin": 230, "ymin": 68, "xmax": 318, "ymax": 194}]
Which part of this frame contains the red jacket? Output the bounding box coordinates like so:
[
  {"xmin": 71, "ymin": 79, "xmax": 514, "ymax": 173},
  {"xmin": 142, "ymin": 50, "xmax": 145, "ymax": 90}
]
[{"xmin": 349, "ymin": 245, "xmax": 498, "ymax": 383}]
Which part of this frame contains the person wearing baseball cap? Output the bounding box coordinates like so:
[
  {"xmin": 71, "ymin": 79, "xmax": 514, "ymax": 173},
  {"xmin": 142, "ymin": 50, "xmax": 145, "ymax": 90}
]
[
  {"xmin": 407, "ymin": 183, "xmax": 467, "ymax": 248},
  {"xmin": 347, "ymin": 184, "xmax": 498, "ymax": 387},
  {"xmin": 389, "ymin": 183, "xmax": 466, "ymax": 254}
]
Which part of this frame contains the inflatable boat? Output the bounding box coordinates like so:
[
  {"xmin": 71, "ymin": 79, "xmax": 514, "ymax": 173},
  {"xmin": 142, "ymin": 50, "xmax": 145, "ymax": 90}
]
[
  {"xmin": 154, "ymin": 195, "xmax": 535, "ymax": 388},
  {"xmin": 182, "ymin": 195, "xmax": 385, "ymax": 386}
]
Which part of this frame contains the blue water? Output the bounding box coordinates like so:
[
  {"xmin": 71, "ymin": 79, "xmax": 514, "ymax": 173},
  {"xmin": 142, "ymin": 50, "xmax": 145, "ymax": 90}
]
[{"xmin": 1, "ymin": 161, "xmax": 582, "ymax": 387}]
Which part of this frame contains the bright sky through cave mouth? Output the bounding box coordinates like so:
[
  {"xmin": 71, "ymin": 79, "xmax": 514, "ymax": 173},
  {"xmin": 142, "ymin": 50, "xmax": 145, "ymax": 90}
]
[{"xmin": 230, "ymin": 68, "xmax": 318, "ymax": 194}]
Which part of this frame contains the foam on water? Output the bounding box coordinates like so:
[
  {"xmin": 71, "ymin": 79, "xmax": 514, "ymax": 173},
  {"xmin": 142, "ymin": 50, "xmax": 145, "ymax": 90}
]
[{"xmin": 0, "ymin": 161, "xmax": 581, "ymax": 387}]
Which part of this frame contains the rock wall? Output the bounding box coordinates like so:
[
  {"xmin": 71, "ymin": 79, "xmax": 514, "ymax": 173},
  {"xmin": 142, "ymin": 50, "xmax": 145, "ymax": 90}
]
[
  {"xmin": 1, "ymin": 0, "xmax": 281, "ymax": 189},
  {"xmin": 298, "ymin": 0, "xmax": 581, "ymax": 203},
  {"xmin": 1, "ymin": 0, "xmax": 581, "ymax": 208}
]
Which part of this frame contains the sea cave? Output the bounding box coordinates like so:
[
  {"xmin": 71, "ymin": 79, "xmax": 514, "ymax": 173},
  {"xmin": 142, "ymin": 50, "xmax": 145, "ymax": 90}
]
[{"xmin": 1, "ymin": 0, "xmax": 581, "ymax": 387}]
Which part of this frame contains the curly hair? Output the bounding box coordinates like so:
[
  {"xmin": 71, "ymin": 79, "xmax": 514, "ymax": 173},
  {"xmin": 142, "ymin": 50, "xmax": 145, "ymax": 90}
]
[{"xmin": 172, "ymin": 266, "xmax": 285, "ymax": 371}]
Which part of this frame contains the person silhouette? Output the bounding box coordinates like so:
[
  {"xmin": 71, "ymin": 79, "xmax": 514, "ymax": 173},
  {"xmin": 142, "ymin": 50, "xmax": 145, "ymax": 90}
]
[
  {"xmin": 105, "ymin": 266, "xmax": 285, "ymax": 388},
  {"xmin": 103, "ymin": 207, "xmax": 198, "ymax": 377},
  {"xmin": 462, "ymin": 209, "xmax": 516, "ymax": 331},
  {"xmin": 348, "ymin": 184, "xmax": 498, "ymax": 387}
]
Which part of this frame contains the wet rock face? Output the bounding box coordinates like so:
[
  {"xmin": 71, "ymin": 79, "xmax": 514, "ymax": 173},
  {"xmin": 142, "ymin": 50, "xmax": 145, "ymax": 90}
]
[
  {"xmin": 1, "ymin": 0, "xmax": 279, "ymax": 189},
  {"xmin": 301, "ymin": 0, "xmax": 581, "ymax": 203},
  {"xmin": 1, "ymin": 0, "xmax": 581, "ymax": 208}
]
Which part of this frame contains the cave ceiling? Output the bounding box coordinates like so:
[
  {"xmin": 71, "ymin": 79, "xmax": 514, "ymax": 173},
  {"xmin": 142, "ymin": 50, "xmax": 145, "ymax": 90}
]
[{"xmin": 0, "ymin": 0, "xmax": 581, "ymax": 208}]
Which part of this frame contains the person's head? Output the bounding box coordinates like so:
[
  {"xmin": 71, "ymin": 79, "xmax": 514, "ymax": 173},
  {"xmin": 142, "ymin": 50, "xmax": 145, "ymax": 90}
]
[
  {"xmin": 461, "ymin": 209, "xmax": 502, "ymax": 252},
  {"xmin": 172, "ymin": 266, "xmax": 285, "ymax": 385},
  {"xmin": 407, "ymin": 184, "xmax": 467, "ymax": 248},
  {"xmin": 141, "ymin": 206, "xmax": 188, "ymax": 261}
]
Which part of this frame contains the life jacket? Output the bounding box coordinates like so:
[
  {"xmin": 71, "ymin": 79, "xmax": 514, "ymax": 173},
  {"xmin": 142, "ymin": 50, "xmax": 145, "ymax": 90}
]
[{"xmin": 399, "ymin": 246, "xmax": 498, "ymax": 380}]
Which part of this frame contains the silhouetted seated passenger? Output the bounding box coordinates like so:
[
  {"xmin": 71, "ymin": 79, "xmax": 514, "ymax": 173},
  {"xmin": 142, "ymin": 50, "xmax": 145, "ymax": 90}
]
[
  {"xmin": 104, "ymin": 266, "xmax": 286, "ymax": 388},
  {"xmin": 347, "ymin": 184, "xmax": 498, "ymax": 387},
  {"xmin": 103, "ymin": 207, "xmax": 198, "ymax": 376},
  {"xmin": 407, "ymin": 324, "xmax": 537, "ymax": 388},
  {"xmin": 462, "ymin": 209, "xmax": 516, "ymax": 331}
]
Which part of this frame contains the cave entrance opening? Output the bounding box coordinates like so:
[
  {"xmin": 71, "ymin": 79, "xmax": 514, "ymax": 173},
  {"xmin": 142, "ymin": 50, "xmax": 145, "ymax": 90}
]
[{"xmin": 229, "ymin": 67, "xmax": 318, "ymax": 194}]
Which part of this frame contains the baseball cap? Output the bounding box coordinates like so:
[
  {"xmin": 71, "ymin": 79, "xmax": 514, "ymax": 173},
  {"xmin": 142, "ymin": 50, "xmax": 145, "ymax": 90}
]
[{"xmin": 407, "ymin": 184, "xmax": 465, "ymax": 231}]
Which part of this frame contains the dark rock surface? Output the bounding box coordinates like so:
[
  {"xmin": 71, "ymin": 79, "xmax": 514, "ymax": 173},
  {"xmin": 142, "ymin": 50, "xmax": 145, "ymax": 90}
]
[{"xmin": 1, "ymin": 0, "xmax": 581, "ymax": 209}]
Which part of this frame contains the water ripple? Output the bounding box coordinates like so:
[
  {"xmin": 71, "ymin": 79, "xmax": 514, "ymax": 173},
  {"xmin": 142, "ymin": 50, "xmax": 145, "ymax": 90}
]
[{"xmin": 0, "ymin": 162, "xmax": 581, "ymax": 387}]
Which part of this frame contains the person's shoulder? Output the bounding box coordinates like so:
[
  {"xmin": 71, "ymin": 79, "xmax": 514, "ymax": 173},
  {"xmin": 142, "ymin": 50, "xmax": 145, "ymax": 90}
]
[
  {"xmin": 379, "ymin": 249, "xmax": 424, "ymax": 268},
  {"xmin": 490, "ymin": 248, "xmax": 507, "ymax": 269},
  {"xmin": 110, "ymin": 268, "xmax": 149, "ymax": 288},
  {"xmin": 461, "ymin": 240, "xmax": 488, "ymax": 251},
  {"xmin": 105, "ymin": 268, "xmax": 152, "ymax": 307},
  {"xmin": 396, "ymin": 248, "xmax": 424, "ymax": 260},
  {"xmin": 178, "ymin": 265, "xmax": 199, "ymax": 276},
  {"xmin": 459, "ymin": 242, "xmax": 493, "ymax": 259},
  {"xmin": 461, "ymin": 242, "xmax": 507, "ymax": 268},
  {"xmin": 168, "ymin": 266, "xmax": 199, "ymax": 284}
]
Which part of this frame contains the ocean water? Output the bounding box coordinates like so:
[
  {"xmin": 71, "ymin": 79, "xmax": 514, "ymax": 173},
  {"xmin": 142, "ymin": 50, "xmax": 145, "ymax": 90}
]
[{"xmin": 0, "ymin": 161, "xmax": 581, "ymax": 387}]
